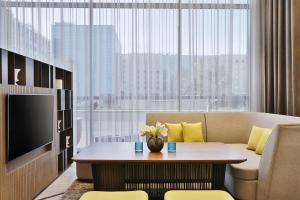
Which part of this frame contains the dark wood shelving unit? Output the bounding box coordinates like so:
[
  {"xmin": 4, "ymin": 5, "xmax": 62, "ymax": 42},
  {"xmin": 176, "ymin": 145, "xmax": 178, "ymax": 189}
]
[
  {"xmin": 56, "ymin": 67, "xmax": 73, "ymax": 174},
  {"xmin": 8, "ymin": 51, "xmax": 26, "ymax": 85},
  {"xmin": 0, "ymin": 48, "xmax": 73, "ymax": 176}
]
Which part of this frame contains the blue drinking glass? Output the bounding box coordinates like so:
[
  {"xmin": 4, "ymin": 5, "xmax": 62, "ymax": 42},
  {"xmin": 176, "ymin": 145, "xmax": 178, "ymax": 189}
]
[
  {"xmin": 168, "ymin": 142, "xmax": 176, "ymax": 152},
  {"xmin": 135, "ymin": 141, "xmax": 143, "ymax": 152}
]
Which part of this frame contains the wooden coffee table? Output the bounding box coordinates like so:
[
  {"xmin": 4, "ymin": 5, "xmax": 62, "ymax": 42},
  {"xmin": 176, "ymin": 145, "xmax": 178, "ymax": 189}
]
[{"xmin": 73, "ymin": 142, "xmax": 246, "ymax": 200}]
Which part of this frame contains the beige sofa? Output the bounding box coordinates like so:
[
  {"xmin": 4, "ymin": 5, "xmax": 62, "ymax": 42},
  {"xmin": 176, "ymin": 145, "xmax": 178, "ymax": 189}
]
[{"xmin": 76, "ymin": 112, "xmax": 300, "ymax": 200}]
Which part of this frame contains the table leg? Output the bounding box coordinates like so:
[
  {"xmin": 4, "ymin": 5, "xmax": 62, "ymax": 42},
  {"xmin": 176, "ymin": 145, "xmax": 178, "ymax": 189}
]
[{"xmin": 212, "ymin": 164, "xmax": 226, "ymax": 190}]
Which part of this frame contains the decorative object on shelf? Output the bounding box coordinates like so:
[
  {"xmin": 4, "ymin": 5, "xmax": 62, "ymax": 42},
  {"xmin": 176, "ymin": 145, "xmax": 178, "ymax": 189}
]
[
  {"xmin": 140, "ymin": 122, "xmax": 167, "ymax": 152},
  {"xmin": 135, "ymin": 141, "xmax": 143, "ymax": 152},
  {"xmin": 66, "ymin": 136, "xmax": 71, "ymax": 148},
  {"xmin": 58, "ymin": 120, "xmax": 62, "ymax": 131},
  {"xmin": 168, "ymin": 141, "xmax": 176, "ymax": 152},
  {"xmin": 14, "ymin": 68, "xmax": 21, "ymax": 85},
  {"xmin": 56, "ymin": 79, "xmax": 63, "ymax": 89}
]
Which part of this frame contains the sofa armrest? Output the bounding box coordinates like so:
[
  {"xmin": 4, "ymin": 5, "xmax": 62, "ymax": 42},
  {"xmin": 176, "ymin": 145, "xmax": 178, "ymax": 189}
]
[{"xmin": 257, "ymin": 124, "xmax": 300, "ymax": 200}]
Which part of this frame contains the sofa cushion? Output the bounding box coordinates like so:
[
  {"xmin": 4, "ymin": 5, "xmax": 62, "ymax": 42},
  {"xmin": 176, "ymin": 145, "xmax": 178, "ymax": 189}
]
[
  {"xmin": 165, "ymin": 123, "xmax": 184, "ymax": 142},
  {"xmin": 226, "ymin": 144, "xmax": 261, "ymax": 180},
  {"xmin": 255, "ymin": 128, "xmax": 272, "ymax": 155},
  {"xmin": 181, "ymin": 122, "xmax": 204, "ymax": 142},
  {"xmin": 247, "ymin": 126, "xmax": 264, "ymax": 150}
]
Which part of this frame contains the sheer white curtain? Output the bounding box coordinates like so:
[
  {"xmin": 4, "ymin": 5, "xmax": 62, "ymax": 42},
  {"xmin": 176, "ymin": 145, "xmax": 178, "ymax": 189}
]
[
  {"xmin": 86, "ymin": 0, "xmax": 250, "ymax": 146},
  {"xmin": 180, "ymin": 0, "xmax": 250, "ymax": 111},
  {"xmin": 0, "ymin": 0, "xmax": 90, "ymax": 67},
  {"xmin": 0, "ymin": 0, "xmax": 252, "ymax": 149},
  {"xmin": 0, "ymin": 0, "xmax": 91, "ymax": 150},
  {"xmin": 89, "ymin": 0, "xmax": 179, "ymax": 144}
]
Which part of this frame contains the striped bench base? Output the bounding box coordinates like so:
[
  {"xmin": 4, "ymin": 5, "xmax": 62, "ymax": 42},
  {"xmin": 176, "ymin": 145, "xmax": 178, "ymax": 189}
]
[{"xmin": 92, "ymin": 163, "xmax": 226, "ymax": 200}]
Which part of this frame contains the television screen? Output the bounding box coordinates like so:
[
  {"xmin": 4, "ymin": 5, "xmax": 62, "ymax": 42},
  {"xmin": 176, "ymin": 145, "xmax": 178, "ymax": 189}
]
[{"xmin": 7, "ymin": 94, "xmax": 54, "ymax": 161}]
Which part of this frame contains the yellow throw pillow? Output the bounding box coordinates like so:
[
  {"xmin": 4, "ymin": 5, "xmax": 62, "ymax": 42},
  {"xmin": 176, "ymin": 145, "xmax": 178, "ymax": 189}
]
[
  {"xmin": 247, "ymin": 126, "xmax": 264, "ymax": 150},
  {"xmin": 165, "ymin": 123, "xmax": 184, "ymax": 142},
  {"xmin": 181, "ymin": 122, "xmax": 204, "ymax": 143},
  {"xmin": 256, "ymin": 128, "xmax": 272, "ymax": 155}
]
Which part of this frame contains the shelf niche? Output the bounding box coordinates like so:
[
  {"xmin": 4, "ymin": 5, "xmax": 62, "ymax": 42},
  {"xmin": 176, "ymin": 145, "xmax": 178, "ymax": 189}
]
[
  {"xmin": 34, "ymin": 61, "xmax": 53, "ymax": 88},
  {"xmin": 57, "ymin": 146, "xmax": 73, "ymax": 175},
  {"xmin": 57, "ymin": 110, "xmax": 64, "ymax": 132},
  {"xmin": 57, "ymin": 90, "xmax": 65, "ymax": 111},
  {"xmin": 64, "ymin": 109, "xmax": 72, "ymax": 130},
  {"xmin": 56, "ymin": 68, "xmax": 72, "ymax": 90},
  {"xmin": 59, "ymin": 129, "xmax": 73, "ymax": 152},
  {"xmin": 65, "ymin": 90, "xmax": 72, "ymax": 110},
  {"xmin": 8, "ymin": 51, "xmax": 26, "ymax": 85},
  {"xmin": 57, "ymin": 152, "xmax": 65, "ymax": 174}
]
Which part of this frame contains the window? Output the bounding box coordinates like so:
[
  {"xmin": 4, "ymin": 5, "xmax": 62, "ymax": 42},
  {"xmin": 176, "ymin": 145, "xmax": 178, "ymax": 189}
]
[{"xmin": 0, "ymin": 0, "xmax": 250, "ymax": 149}]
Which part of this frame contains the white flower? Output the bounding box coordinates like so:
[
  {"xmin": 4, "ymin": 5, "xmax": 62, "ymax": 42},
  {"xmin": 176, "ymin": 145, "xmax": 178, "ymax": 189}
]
[
  {"xmin": 140, "ymin": 122, "xmax": 168, "ymax": 137},
  {"xmin": 156, "ymin": 121, "xmax": 168, "ymax": 137},
  {"xmin": 140, "ymin": 125, "xmax": 151, "ymax": 136}
]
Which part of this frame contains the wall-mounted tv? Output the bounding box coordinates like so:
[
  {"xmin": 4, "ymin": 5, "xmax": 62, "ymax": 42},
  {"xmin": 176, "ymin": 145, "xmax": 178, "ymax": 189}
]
[{"xmin": 7, "ymin": 94, "xmax": 54, "ymax": 161}]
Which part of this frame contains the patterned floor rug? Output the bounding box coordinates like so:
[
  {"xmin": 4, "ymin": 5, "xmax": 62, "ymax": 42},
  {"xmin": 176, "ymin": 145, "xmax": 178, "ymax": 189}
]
[{"xmin": 60, "ymin": 181, "xmax": 93, "ymax": 200}]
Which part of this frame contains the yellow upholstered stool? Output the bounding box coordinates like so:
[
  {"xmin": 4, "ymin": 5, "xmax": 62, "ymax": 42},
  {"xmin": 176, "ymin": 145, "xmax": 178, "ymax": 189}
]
[
  {"xmin": 79, "ymin": 191, "xmax": 148, "ymax": 200},
  {"xmin": 165, "ymin": 190, "xmax": 234, "ymax": 200}
]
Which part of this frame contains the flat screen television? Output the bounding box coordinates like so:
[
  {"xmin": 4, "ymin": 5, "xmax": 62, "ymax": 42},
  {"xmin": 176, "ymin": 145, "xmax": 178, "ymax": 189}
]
[{"xmin": 7, "ymin": 94, "xmax": 54, "ymax": 161}]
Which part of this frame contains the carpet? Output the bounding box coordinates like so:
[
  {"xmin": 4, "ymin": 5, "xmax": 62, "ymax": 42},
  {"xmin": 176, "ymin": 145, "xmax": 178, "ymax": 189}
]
[{"xmin": 60, "ymin": 181, "xmax": 93, "ymax": 200}]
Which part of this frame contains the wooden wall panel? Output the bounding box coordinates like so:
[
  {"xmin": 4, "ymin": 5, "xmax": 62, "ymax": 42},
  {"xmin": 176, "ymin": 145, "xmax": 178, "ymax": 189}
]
[{"xmin": 0, "ymin": 85, "xmax": 58, "ymax": 200}]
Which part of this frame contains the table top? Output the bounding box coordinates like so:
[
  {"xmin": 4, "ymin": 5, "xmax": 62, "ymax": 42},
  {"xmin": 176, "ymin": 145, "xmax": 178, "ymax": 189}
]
[{"xmin": 73, "ymin": 142, "xmax": 247, "ymax": 164}]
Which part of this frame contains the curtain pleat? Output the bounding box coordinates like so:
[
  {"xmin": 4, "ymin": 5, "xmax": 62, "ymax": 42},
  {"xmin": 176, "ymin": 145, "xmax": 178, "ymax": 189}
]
[{"xmin": 262, "ymin": 0, "xmax": 300, "ymax": 116}]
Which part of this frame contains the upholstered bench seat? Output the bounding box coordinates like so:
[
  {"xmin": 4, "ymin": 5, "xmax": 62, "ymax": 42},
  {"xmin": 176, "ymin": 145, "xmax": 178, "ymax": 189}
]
[
  {"xmin": 165, "ymin": 190, "xmax": 234, "ymax": 200},
  {"xmin": 79, "ymin": 191, "xmax": 148, "ymax": 200},
  {"xmin": 225, "ymin": 144, "xmax": 261, "ymax": 200},
  {"xmin": 226, "ymin": 144, "xmax": 261, "ymax": 180}
]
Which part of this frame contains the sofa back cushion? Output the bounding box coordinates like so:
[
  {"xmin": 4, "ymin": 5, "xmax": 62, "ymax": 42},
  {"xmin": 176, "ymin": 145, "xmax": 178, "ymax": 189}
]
[
  {"xmin": 146, "ymin": 112, "xmax": 207, "ymax": 141},
  {"xmin": 250, "ymin": 112, "xmax": 300, "ymax": 132},
  {"xmin": 205, "ymin": 112, "xmax": 300, "ymax": 144},
  {"xmin": 205, "ymin": 112, "xmax": 253, "ymax": 143}
]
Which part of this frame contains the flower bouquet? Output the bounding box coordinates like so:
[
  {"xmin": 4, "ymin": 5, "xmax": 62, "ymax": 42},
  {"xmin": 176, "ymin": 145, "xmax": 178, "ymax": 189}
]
[{"xmin": 140, "ymin": 122, "xmax": 168, "ymax": 152}]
